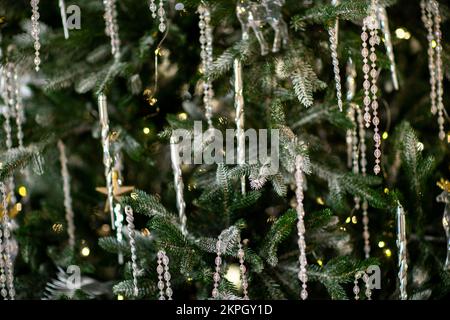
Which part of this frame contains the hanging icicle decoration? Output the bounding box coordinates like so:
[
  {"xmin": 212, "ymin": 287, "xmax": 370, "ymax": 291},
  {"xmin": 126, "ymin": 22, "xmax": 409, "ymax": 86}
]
[
  {"xmin": 396, "ymin": 201, "xmax": 408, "ymax": 300},
  {"xmin": 97, "ymin": 93, "xmax": 115, "ymax": 229},
  {"xmin": 124, "ymin": 205, "xmax": 139, "ymax": 297},
  {"xmin": 295, "ymin": 155, "xmax": 308, "ymax": 300},
  {"xmin": 421, "ymin": 0, "xmax": 445, "ymax": 140},
  {"xmin": 234, "ymin": 59, "xmax": 246, "ymax": 195},
  {"xmin": 0, "ymin": 183, "xmax": 15, "ymax": 300},
  {"xmin": 156, "ymin": 250, "xmax": 173, "ymax": 300},
  {"xmin": 57, "ymin": 140, "xmax": 76, "ymax": 249},
  {"xmin": 158, "ymin": 0, "xmax": 167, "ymax": 33},
  {"xmin": 361, "ymin": 0, "xmax": 382, "ymax": 175},
  {"xmin": 377, "ymin": 5, "xmax": 399, "ymax": 90},
  {"xmin": 30, "ymin": 0, "xmax": 41, "ymax": 71},
  {"xmin": 212, "ymin": 236, "xmax": 223, "ymax": 299},
  {"xmin": 198, "ymin": 4, "xmax": 214, "ymax": 127},
  {"xmin": 329, "ymin": 0, "xmax": 343, "ymax": 112},
  {"xmin": 170, "ymin": 135, "xmax": 187, "ymax": 236},
  {"xmin": 102, "ymin": 0, "xmax": 121, "ymax": 59},
  {"xmin": 357, "ymin": 105, "xmax": 371, "ymax": 258},
  {"xmin": 59, "ymin": 0, "xmax": 69, "ymax": 39},
  {"xmin": 237, "ymin": 241, "xmax": 249, "ymax": 300}
]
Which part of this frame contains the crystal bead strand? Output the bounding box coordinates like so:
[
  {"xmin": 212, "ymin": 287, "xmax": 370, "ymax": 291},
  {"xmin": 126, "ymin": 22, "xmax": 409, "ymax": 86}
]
[
  {"xmin": 431, "ymin": 1, "xmax": 445, "ymax": 140},
  {"xmin": 149, "ymin": 0, "xmax": 157, "ymax": 18},
  {"xmin": 295, "ymin": 155, "xmax": 308, "ymax": 300},
  {"xmin": 156, "ymin": 251, "xmax": 165, "ymax": 300},
  {"xmin": 102, "ymin": 0, "xmax": 121, "ymax": 59},
  {"xmin": 237, "ymin": 242, "xmax": 249, "ymax": 300},
  {"xmin": 0, "ymin": 183, "xmax": 15, "ymax": 300},
  {"xmin": 363, "ymin": 273, "xmax": 372, "ymax": 300},
  {"xmin": 161, "ymin": 251, "xmax": 173, "ymax": 299},
  {"xmin": 421, "ymin": 0, "xmax": 437, "ymax": 115},
  {"xmin": 158, "ymin": 0, "xmax": 166, "ymax": 33},
  {"xmin": 357, "ymin": 106, "xmax": 371, "ymax": 258},
  {"xmin": 212, "ymin": 237, "xmax": 222, "ymax": 299},
  {"xmin": 353, "ymin": 271, "xmax": 362, "ymax": 300},
  {"xmin": 13, "ymin": 69, "xmax": 24, "ymax": 153},
  {"xmin": 361, "ymin": 24, "xmax": 371, "ymax": 128},
  {"xmin": 198, "ymin": 5, "xmax": 214, "ymax": 127},
  {"xmin": 0, "ymin": 184, "xmax": 7, "ymax": 300},
  {"xmin": 30, "ymin": 0, "xmax": 41, "ymax": 71},
  {"xmin": 124, "ymin": 205, "xmax": 139, "ymax": 297}
]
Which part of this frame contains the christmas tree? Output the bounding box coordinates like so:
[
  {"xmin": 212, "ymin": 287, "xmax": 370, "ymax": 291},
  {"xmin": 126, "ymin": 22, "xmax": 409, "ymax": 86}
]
[{"xmin": 0, "ymin": 0, "xmax": 449, "ymax": 300}]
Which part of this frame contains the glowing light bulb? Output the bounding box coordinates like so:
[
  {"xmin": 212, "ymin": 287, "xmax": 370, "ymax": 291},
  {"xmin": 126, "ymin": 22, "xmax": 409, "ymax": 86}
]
[
  {"xmin": 143, "ymin": 127, "xmax": 150, "ymax": 135},
  {"xmin": 81, "ymin": 246, "xmax": 90, "ymax": 257},
  {"xmin": 378, "ymin": 241, "xmax": 386, "ymax": 248},
  {"xmin": 384, "ymin": 248, "xmax": 392, "ymax": 257},
  {"xmin": 18, "ymin": 186, "xmax": 27, "ymax": 197},
  {"xmin": 224, "ymin": 264, "xmax": 241, "ymax": 289}
]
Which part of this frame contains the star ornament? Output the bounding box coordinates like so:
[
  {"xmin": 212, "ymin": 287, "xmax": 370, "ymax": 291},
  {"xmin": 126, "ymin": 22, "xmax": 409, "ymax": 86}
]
[{"xmin": 96, "ymin": 170, "xmax": 134, "ymax": 212}]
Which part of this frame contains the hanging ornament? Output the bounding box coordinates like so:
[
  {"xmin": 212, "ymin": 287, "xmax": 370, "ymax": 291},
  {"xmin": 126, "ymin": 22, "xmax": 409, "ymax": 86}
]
[
  {"xmin": 346, "ymin": 57, "xmax": 357, "ymax": 169},
  {"xmin": 361, "ymin": 0, "xmax": 381, "ymax": 175},
  {"xmin": 30, "ymin": 0, "xmax": 41, "ymax": 71},
  {"xmin": 396, "ymin": 201, "xmax": 407, "ymax": 300},
  {"xmin": 436, "ymin": 179, "xmax": 450, "ymax": 270},
  {"xmin": 329, "ymin": 0, "xmax": 343, "ymax": 112},
  {"xmin": 124, "ymin": 205, "xmax": 139, "ymax": 297},
  {"xmin": 102, "ymin": 0, "xmax": 121, "ymax": 59},
  {"xmin": 97, "ymin": 93, "xmax": 115, "ymax": 228},
  {"xmin": 295, "ymin": 154, "xmax": 308, "ymax": 300},
  {"xmin": 58, "ymin": 0, "xmax": 69, "ymax": 39},
  {"xmin": 237, "ymin": 241, "xmax": 249, "ymax": 300},
  {"xmin": 421, "ymin": 0, "xmax": 445, "ymax": 140},
  {"xmin": 234, "ymin": 59, "xmax": 246, "ymax": 195},
  {"xmin": 149, "ymin": 0, "xmax": 157, "ymax": 18},
  {"xmin": 57, "ymin": 140, "xmax": 76, "ymax": 249},
  {"xmin": 0, "ymin": 183, "xmax": 15, "ymax": 300},
  {"xmin": 156, "ymin": 250, "xmax": 173, "ymax": 300},
  {"xmin": 353, "ymin": 270, "xmax": 372, "ymax": 300},
  {"xmin": 377, "ymin": 5, "xmax": 399, "ymax": 90},
  {"xmin": 96, "ymin": 94, "xmax": 134, "ymax": 264},
  {"xmin": 236, "ymin": 0, "xmax": 289, "ymax": 55},
  {"xmin": 170, "ymin": 136, "xmax": 187, "ymax": 236},
  {"xmin": 158, "ymin": 0, "xmax": 167, "ymax": 33},
  {"xmin": 198, "ymin": 4, "xmax": 214, "ymax": 128},
  {"xmin": 212, "ymin": 236, "xmax": 223, "ymax": 299}
]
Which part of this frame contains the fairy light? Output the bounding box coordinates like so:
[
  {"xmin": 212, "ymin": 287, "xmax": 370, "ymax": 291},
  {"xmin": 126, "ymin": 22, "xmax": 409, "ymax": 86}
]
[
  {"xmin": 18, "ymin": 186, "xmax": 27, "ymax": 197},
  {"xmin": 316, "ymin": 197, "xmax": 325, "ymax": 205},
  {"xmin": 317, "ymin": 259, "xmax": 323, "ymax": 267},
  {"xmin": 395, "ymin": 28, "xmax": 411, "ymax": 40},
  {"xmin": 177, "ymin": 112, "xmax": 188, "ymax": 121},
  {"xmin": 351, "ymin": 216, "xmax": 357, "ymax": 224},
  {"xmin": 345, "ymin": 216, "xmax": 351, "ymax": 224},
  {"xmin": 382, "ymin": 132, "xmax": 388, "ymax": 140},
  {"xmin": 384, "ymin": 188, "xmax": 390, "ymax": 194},
  {"xmin": 81, "ymin": 246, "xmax": 90, "ymax": 257},
  {"xmin": 117, "ymin": 294, "xmax": 124, "ymax": 300},
  {"xmin": 378, "ymin": 241, "xmax": 386, "ymax": 248},
  {"xmin": 224, "ymin": 264, "xmax": 241, "ymax": 289},
  {"xmin": 143, "ymin": 127, "xmax": 151, "ymax": 135},
  {"xmin": 384, "ymin": 248, "xmax": 392, "ymax": 257}
]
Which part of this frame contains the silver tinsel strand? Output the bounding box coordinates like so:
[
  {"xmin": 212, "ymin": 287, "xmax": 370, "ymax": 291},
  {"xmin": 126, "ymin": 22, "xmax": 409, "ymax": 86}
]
[
  {"xmin": 97, "ymin": 93, "xmax": 115, "ymax": 228},
  {"xmin": 57, "ymin": 140, "xmax": 76, "ymax": 249},
  {"xmin": 396, "ymin": 202, "xmax": 408, "ymax": 300},
  {"xmin": 124, "ymin": 205, "xmax": 139, "ymax": 297},
  {"xmin": 234, "ymin": 58, "xmax": 246, "ymax": 194}
]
